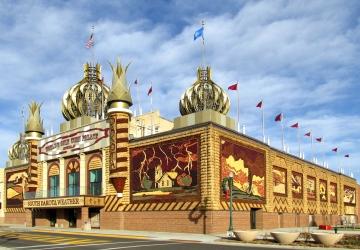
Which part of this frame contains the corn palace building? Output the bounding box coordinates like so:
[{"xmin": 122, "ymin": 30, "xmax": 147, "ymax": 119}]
[{"xmin": 3, "ymin": 60, "xmax": 358, "ymax": 233}]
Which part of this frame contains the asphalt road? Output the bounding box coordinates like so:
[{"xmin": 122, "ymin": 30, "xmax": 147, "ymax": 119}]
[{"xmin": 0, "ymin": 229, "xmax": 304, "ymax": 250}]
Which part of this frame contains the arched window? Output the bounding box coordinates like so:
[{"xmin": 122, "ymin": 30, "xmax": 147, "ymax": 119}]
[
  {"xmin": 48, "ymin": 163, "xmax": 59, "ymax": 197},
  {"xmin": 88, "ymin": 155, "xmax": 102, "ymax": 195},
  {"xmin": 67, "ymin": 159, "xmax": 80, "ymax": 196}
]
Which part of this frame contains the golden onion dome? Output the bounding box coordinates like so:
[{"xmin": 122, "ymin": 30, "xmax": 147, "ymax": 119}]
[
  {"xmin": 179, "ymin": 67, "xmax": 230, "ymax": 116},
  {"xmin": 8, "ymin": 134, "xmax": 29, "ymax": 161},
  {"xmin": 61, "ymin": 63, "xmax": 110, "ymax": 121}
]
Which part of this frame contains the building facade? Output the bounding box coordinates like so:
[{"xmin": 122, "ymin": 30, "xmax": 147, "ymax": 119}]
[{"xmin": 3, "ymin": 61, "xmax": 358, "ymax": 233}]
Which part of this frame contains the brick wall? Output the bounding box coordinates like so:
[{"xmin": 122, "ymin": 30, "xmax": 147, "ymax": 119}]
[{"xmin": 4, "ymin": 212, "xmax": 26, "ymax": 225}]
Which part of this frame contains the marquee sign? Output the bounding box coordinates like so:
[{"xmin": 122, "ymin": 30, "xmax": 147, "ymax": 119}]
[
  {"xmin": 24, "ymin": 196, "xmax": 105, "ymax": 208},
  {"xmin": 38, "ymin": 124, "xmax": 109, "ymax": 161}
]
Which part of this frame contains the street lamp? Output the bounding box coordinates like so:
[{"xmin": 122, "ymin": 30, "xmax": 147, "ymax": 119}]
[{"xmin": 226, "ymin": 171, "xmax": 234, "ymax": 237}]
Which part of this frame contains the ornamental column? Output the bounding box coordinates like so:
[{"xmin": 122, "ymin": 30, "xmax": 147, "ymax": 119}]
[
  {"xmin": 107, "ymin": 59, "xmax": 133, "ymax": 203},
  {"xmin": 24, "ymin": 102, "xmax": 44, "ymax": 194}
]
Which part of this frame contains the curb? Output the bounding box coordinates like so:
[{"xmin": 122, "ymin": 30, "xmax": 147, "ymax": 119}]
[{"xmin": 32, "ymin": 229, "xmax": 150, "ymax": 239}]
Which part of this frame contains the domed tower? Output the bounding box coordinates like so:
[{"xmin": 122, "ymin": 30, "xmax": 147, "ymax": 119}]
[
  {"xmin": 179, "ymin": 67, "xmax": 230, "ymax": 115},
  {"xmin": 8, "ymin": 133, "xmax": 29, "ymax": 162},
  {"xmin": 24, "ymin": 101, "xmax": 44, "ymax": 189},
  {"xmin": 106, "ymin": 58, "xmax": 133, "ymax": 203},
  {"xmin": 175, "ymin": 67, "xmax": 235, "ymax": 130},
  {"xmin": 61, "ymin": 63, "xmax": 110, "ymax": 121}
]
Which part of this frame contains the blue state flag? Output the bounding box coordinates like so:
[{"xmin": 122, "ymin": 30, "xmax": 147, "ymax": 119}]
[{"xmin": 193, "ymin": 27, "xmax": 204, "ymax": 41}]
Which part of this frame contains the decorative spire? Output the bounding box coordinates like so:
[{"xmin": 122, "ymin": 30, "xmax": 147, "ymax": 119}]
[
  {"xmin": 25, "ymin": 101, "xmax": 44, "ymax": 135},
  {"xmin": 107, "ymin": 58, "xmax": 133, "ymax": 108}
]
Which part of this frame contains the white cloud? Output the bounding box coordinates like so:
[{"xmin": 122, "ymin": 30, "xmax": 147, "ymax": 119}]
[{"xmin": 0, "ymin": 0, "xmax": 359, "ymax": 182}]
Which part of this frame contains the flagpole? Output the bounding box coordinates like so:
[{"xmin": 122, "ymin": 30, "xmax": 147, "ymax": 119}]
[
  {"xmin": 150, "ymin": 83, "xmax": 153, "ymax": 135},
  {"xmin": 311, "ymin": 133, "xmax": 314, "ymax": 162},
  {"xmin": 281, "ymin": 114, "xmax": 285, "ymax": 151},
  {"xmin": 237, "ymin": 82, "xmax": 240, "ymax": 132},
  {"xmin": 262, "ymin": 103, "xmax": 265, "ymax": 143},
  {"xmin": 136, "ymin": 79, "xmax": 141, "ymax": 115},
  {"xmin": 101, "ymin": 77, "xmax": 104, "ymax": 119},
  {"xmin": 21, "ymin": 107, "xmax": 25, "ymax": 131},
  {"xmin": 201, "ymin": 20, "xmax": 206, "ymax": 68},
  {"xmin": 91, "ymin": 25, "xmax": 95, "ymax": 63},
  {"xmin": 321, "ymin": 138, "xmax": 325, "ymax": 165},
  {"xmin": 298, "ymin": 126, "xmax": 301, "ymax": 157}
]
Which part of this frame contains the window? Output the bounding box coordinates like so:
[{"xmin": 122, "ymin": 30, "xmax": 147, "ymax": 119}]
[
  {"xmin": 89, "ymin": 169, "xmax": 102, "ymax": 195},
  {"xmin": 68, "ymin": 172, "xmax": 80, "ymax": 196},
  {"xmin": 48, "ymin": 164, "xmax": 60, "ymax": 198},
  {"xmin": 49, "ymin": 175, "xmax": 59, "ymax": 197}
]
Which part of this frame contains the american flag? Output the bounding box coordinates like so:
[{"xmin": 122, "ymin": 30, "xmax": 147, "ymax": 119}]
[{"xmin": 85, "ymin": 33, "xmax": 94, "ymax": 49}]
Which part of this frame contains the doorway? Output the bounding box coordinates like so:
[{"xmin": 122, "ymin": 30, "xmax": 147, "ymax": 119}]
[
  {"xmin": 250, "ymin": 208, "xmax": 259, "ymax": 229},
  {"xmin": 89, "ymin": 208, "xmax": 100, "ymax": 228},
  {"xmin": 68, "ymin": 209, "xmax": 77, "ymax": 228},
  {"xmin": 278, "ymin": 212, "xmax": 284, "ymax": 228},
  {"xmin": 309, "ymin": 214, "xmax": 315, "ymax": 226},
  {"xmin": 48, "ymin": 209, "xmax": 56, "ymax": 227}
]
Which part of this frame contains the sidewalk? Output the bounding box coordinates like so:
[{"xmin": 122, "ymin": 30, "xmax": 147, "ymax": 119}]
[
  {"xmin": 0, "ymin": 223, "xmax": 219, "ymax": 243},
  {"xmin": 0, "ymin": 223, "xmax": 358, "ymax": 249}
]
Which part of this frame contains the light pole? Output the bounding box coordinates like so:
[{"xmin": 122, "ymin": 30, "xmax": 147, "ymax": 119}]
[{"xmin": 227, "ymin": 171, "xmax": 234, "ymax": 237}]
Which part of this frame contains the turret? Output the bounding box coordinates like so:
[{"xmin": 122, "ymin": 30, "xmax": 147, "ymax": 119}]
[
  {"xmin": 24, "ymin": 101, "xmax": 44, "ymax": 189},
  {"xmin": 107, "ymin": 58, "xmax": 133, "ymax": 202}
]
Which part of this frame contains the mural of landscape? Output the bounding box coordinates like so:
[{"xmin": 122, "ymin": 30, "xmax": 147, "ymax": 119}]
[
  {"xmin": 130, "ymin": 137, "xmax": 199, "ymax": 201},
  {"xmin": 220, "ymin": 138, "xmax": 265, "ymax": 202},
  {"xmin": 291, "ymin": 171, "xmax": 303, "ymax": 199},
  {"xmin": 307, "ymin": 176, "xmax": 316, "ymax": 200},
  {"xmin": 6, "ymin": 170, "xmax": 29, "ymax": 207},
  {"xmin": 273, "ymin": 167, "xmax": 287, "ymax": 196},
  {"xmin": 344, "ymin": 185, "xmax": 356, "ymax": 204},
  {"xmin": 330, "ymin": 182, "xmax": 337, "ymax": 203},
  {"xmin": 319, "ymin": 179, "xmax": 327, "ymax": 202}
]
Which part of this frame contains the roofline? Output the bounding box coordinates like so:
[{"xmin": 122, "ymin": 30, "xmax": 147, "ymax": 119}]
[{"xmin": 130, "ymin": 121, "xmax": 356, "ymax": 181}]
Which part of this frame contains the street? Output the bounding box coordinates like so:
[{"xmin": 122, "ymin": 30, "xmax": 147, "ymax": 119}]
[{"xmin": 0, "ymin": 228, "xmax": 309, "ymax": 250}]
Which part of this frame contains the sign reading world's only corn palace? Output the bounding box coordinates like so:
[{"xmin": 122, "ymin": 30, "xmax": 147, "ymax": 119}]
[{"xmin": 38, "ymin": 122, "xmax": 109, "ymax": 161}]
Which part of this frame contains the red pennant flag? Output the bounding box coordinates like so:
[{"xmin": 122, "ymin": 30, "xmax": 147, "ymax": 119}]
[
  {"xmin": 304, "ymin": 132, "xmax": 311, "ymax": 137},
  {"xmin": 290, "ymin": 122, "xmax": 299, "ymax": 128},
  {"xmin": 228, "ymin": 83, "xmax": 238, "ymax": 91},
  {"xmin": 147, "ymin": 86, "xmax": 153, "ymax": 96},
  {"xmin": 344, "ymin": 154, "xmax": 350, "ymax": 158},
  {"xmin": 316, "ymin": 137, "xmax": 322, "ymax": 142},
  {"xmin": 275, "ymin": 113, "xmax": 282, "ymax": 122},
  {"xmin": 332, "ymin": 148, "xmax": 338, "ymax": 152},
  {"xmin": 256, "ymin": 100, "xmax": 263, "ymax": 108}
]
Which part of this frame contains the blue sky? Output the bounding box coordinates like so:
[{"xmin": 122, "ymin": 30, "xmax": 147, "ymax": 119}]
[{"xmin": 1, "ymin": 0, "xmax": 359, "ymax": 181}]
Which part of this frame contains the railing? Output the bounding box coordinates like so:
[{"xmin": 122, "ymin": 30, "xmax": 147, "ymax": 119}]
[{"xmin": 24, "ymin": 186, "xmax": 102, "ymax": 199}]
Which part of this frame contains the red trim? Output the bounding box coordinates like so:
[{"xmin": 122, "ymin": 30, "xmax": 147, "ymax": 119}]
[
  {"xmin": 110, "ymin": 177, "xmax": 127, "ymax": 193},
  {"xmin": 116, "ymin": 118, "xmax": 128, "ymax": 123}
]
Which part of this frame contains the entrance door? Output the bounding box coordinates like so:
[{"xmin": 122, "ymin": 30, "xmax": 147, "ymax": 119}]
[
  {"xmin": 68, "ymin": 209, "xmax": 77, "ymax": 228},
  {"xmin": 250, "ymin": 208, "xmax": 257, "ymax": 229},
  {"xmin": 278, "ymin": 213, "xmax": 284, "ymax": 228},
  {"xmin": 309, "ymin": 214, "xmax": 315, "ymax": 226},
  {"xmin": 49, "ymin": 210, "xmax": 57, "ymax": 227},
  {"xmin": 89, "ymin": 209, "xmax": 100, "ymax": 228}
]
